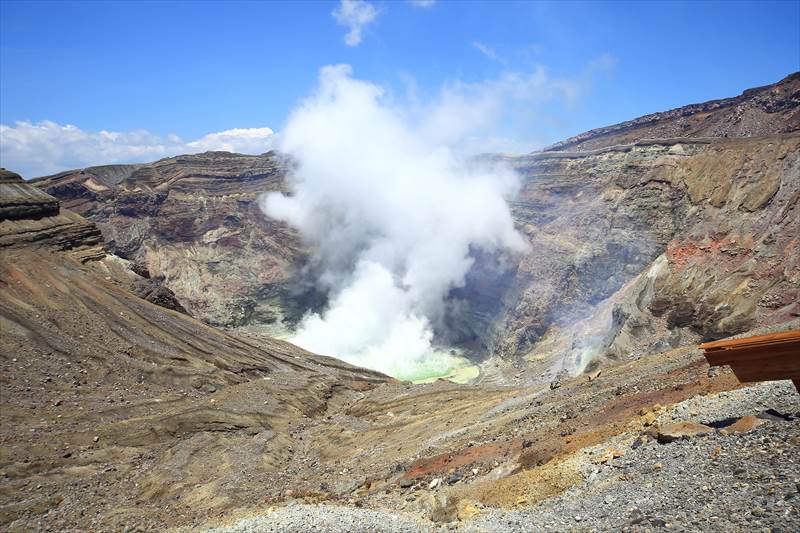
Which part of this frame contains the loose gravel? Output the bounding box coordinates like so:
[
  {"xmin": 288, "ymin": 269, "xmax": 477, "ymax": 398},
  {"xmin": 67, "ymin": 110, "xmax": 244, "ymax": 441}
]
[
  {"xmin": 204, "ymin": 504, "xmax": 442, "ymax": 533},
  {"xmin": 465, "ymin": 380, "xmax": 800, "ymax": 532},
  {"xmin": 659, "ymin": 380, "xmax": 800, "ymax": 425},
  {"xmin": 209, "ymin": 381, "xmax": 800, "ymax": 532}
]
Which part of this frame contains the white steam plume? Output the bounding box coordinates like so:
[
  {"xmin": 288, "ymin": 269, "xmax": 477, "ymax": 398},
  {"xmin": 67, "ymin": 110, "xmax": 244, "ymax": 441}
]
[{"xmin": 260, "ymin": 65, "xmax": 528, "ymax": 379}]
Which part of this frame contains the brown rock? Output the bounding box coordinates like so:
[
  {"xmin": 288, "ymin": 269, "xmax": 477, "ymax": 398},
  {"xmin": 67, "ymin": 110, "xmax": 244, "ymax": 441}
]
[
  {"xmin": 599, "ymin": 448, "xmax": 626, "ymax": 463},
  {"xmin": 657, "ymin": 422, "xmax": 714, "ymax": 443},
  {"xmin": 721, "ymin": 415, "xmax": 765, "ymax": 435}
]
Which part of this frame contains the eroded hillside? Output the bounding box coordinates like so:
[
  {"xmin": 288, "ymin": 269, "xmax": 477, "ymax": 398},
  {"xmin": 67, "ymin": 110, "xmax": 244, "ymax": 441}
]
[
  {"xmin": 32, "ymin": 152, "xmax": 312, "ymax": 330},
  {"xmin": 0, "ymin": 175, "xmax": 389, "ymax": 530}
]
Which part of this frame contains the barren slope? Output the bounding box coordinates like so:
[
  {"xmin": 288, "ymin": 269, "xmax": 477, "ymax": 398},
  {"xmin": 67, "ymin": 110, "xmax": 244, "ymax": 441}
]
[{"xmin": 0, "ymin": 178, "xmax": 388, "ymax": 531}]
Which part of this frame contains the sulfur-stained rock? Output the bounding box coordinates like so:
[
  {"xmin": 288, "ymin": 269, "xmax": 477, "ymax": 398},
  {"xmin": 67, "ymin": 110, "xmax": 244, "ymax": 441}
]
[
  {"xmin": 641, "ymin": 411, "xmax": 658, "ymax": 427},
  {"xmin": 457, "ymin": 500, "xmax": 483, "ymax": 521}
]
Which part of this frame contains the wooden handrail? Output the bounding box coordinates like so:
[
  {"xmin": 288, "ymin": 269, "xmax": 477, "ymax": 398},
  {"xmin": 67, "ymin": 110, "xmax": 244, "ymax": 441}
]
[
  {"xmin": 699, "ymin": 329, "xmax": 800, "ymax": 393},
  {"xmin": 699, "ymin": 330, "xmax": 800, "ymax": 351}
]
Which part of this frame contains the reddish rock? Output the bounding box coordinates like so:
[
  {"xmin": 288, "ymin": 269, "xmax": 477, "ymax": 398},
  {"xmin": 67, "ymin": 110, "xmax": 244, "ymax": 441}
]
[
  {"xmin": 721, "ymin": 415, "xmax": 765, "ymax": 435},
  {"xmin": 657, "ymin": 422, "xmax": 714, "ymax": 443}
]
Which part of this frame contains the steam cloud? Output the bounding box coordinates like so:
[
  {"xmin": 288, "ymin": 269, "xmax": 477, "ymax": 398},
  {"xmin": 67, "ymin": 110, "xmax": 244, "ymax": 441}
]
[{"xmin": 260, "ymin": 65, "xmax": 527, "ymax": 379}]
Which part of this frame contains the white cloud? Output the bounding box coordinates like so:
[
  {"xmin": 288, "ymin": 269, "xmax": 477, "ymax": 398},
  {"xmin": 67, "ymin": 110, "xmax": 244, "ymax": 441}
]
[
  {"xmin": 186, "ymin": 127, "xmax": 275, "ymax": 153},
  {"xmin": 0, "ymin": 55, "xmax": 603, "ymax": 179},
  {"xmin": 332, "ymin": 0, "xmax": 379, "ymax": 46},
  {"xmin": 0, "ymin": 121, "xmax": 274, "ymax": 178},
  {"xmin": 472, "ymin": 41, "xmax": 506, "ymax": 65},
  {"xmin": 409, "ymin": 0, "xmax": 435, "ymax": 7}
]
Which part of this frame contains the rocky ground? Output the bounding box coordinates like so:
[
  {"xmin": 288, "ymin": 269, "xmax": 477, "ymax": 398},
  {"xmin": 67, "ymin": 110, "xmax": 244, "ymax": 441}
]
[
  {"xmin": 464, "ymin": 380, "xmax": 800, "ymax": 533},
  {"xmin": 200, "ymin": 380, "xmax": 800, "ymax": 533},
  {"xmin": 204, "ymin": 505, "xmax": 435, "ymax": 533}
]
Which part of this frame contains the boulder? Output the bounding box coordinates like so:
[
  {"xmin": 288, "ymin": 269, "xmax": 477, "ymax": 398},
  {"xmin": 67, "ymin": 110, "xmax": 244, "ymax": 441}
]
[
  {"xmin": 656, "ymin": 422, "xmax": 713, "ymax": 443},
  {"xmin": 720, "ymin": 415, "xmax": 765, "ymax": 435}
]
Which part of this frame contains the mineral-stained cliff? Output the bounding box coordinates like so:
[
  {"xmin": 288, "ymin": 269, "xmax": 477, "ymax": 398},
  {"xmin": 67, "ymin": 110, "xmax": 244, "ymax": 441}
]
[
  {"xmin": 498, "ymin": 71, "xmax": 799, "ymax": 374},
  {"xmin": 491, "ymin": 135, "xmax": 799, "ymax": 376},
  {"xmin": 32, "ymin": 73, "xmax": 800, "ymax": 376}
]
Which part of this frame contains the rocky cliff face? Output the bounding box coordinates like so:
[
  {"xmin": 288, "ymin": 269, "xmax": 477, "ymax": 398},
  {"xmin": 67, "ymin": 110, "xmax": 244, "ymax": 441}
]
[
  {"xmin": 1, "ymin": 168, "xmax": 104, "ymax": 260},
  {"xmin": 32, "ymin": 151, "xmax": 316, "ymax": 330},
  {"xmin": 31, "ymin": 73, "xmax": 800, "ymax": 377},
  {"xmin": 492, "ymin": 134, "xmax": 799, "ymax": 376}
]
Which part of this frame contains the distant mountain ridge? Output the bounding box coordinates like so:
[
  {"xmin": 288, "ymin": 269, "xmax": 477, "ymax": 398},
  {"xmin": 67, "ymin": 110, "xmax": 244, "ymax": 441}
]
[{"xmin": 544, "ymin": 72, "xmax": 799, "ymax": 152}]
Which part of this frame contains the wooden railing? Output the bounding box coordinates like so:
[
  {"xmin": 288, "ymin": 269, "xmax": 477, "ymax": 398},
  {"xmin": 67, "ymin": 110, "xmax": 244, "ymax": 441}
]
[{"xmin": 700, "ymin": 330, "xmax": 800, "ymax": 393}]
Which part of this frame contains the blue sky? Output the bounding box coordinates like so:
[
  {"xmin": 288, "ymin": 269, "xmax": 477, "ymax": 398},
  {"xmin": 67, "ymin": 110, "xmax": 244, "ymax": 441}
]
[{"xmin": 1, "ymin": 0, "xmax": 798, "ymax": 176}]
